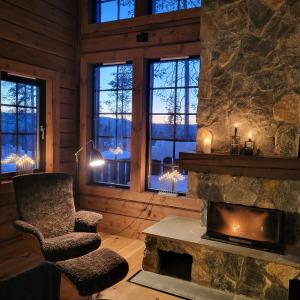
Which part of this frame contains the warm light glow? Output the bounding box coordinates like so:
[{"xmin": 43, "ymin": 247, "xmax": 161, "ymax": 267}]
[
  {"xmin": 16, "ymin": 154, "xmax": 35, "ymax": 167},
  {"xmin": 218, "ymin": 207, "xmax": 271, "ymax": 242},
  {"xmin": 248, "ymin": 132, "xmax": 253, "ymax": 140},
  {"xmin": 1, "ymin": 153, "xmax": 19, "ymax": 164},
  {"xmin": 89, "ymin": 159, "xmax": 105, "ymax": 167},
  {"xmin": 109, "ymin": 147, "xmax": 124, "ymax": 155},
  {"xmin": 158, "ymin": 170, "xmax": 185, "ymax": 183},
  {"xmin": 234, "ymin": 123, "xmax": 238, "ymax": 128},
  {"xmin": 203, "ymin": 137, "xmax": 212, "ymax": 154}
]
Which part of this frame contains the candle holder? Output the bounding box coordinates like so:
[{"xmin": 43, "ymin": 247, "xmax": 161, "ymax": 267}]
[
  {"xmin": 243, "ymin": 138, "xmax": 255, "ymax": 156},
  {"xmin": 230, "ymin": 135, "xmax": 240, "ymax": 155}
]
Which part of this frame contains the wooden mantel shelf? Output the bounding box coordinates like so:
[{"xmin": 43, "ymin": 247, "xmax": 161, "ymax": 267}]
[{"xmin": 179, "ymin": 152, "xmax": 300, "ymax": 180}]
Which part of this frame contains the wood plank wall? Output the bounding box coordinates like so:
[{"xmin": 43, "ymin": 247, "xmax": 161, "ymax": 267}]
[
  {"xmin": 79, "ymin": 5, "xmax": 202, "ymax": 240},
  {"xmin": 0, "ymin": 0, "xmax": 79, "ymax": 244}
]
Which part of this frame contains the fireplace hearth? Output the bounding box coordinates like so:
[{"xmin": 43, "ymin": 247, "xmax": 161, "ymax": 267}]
[{"xmin": 203, "ymin": 202, "xmax": 284, "ymax": 253}]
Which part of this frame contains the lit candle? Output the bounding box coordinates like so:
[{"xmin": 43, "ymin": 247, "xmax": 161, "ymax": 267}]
[
  {"xmin": 248, "ymin": 132, "xmax": 252, "ymax": 141},
  {"xmin": 234, "ymin": 123, "xmax": 238, "ymax": 137},
  {"xmin": 203, "ymin": 137, "xmax": 212, "ymax": 154}
]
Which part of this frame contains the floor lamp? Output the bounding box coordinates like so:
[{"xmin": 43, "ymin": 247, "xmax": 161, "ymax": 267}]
[{"xmin": 74, "ymin": 140, "xmax": 104, "ymax": 207}]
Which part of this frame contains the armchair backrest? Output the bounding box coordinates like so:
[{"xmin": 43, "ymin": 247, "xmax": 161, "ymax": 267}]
[{"xmin": 13, "ymin": 173, "xmax": 76, "ymax": 238}]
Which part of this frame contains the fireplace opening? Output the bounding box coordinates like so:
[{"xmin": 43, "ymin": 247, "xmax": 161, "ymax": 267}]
[
  {"xmin": 203, "ymin": 202, "xmax": 284, "ymax": 253},
  {"xmin": 158, "ymin": 249, "xmax": 193, "ymax": 281}
]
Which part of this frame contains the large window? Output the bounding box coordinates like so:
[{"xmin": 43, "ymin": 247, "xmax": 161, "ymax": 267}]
[
  {"xmin": 94, "ymin": 0, "xmax": 135, "ymax": 23},
  {"xmin": 152, "ymin": 0, "xmax": 201, "ymax": 14},
  {"xmin": 0, "ymin": 73, "xmax": 45, "ymax": 176},
  {"xmin": 147, "ymin": 57, "xmax": 200, "ymax": 194},
  {"xmin": 93, "ymin": 63, "xmax": 133, "ymax": 187}
]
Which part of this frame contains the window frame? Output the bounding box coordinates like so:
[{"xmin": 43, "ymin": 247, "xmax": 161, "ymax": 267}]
[
  {"xmin": 146, "ymin": 57, "xmax": 199, "ymax": 195},
  {"xmin": 0, "ymin": 72, "xmax": 46, "ymax": 180},
  {"xmin": 92, "ymin": 62, "xmax": 133, "ymax": 189}
]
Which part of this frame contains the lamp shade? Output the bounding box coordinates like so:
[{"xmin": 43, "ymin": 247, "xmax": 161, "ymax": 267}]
[{"xmin": 89, "ymin": 148, "xmax": 105, "ymax": 167}]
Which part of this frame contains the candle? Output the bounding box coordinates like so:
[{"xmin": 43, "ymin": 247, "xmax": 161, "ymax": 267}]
[
  {"xmin": 203, "ymin": 137, "xmax": 212, "ymax": 154},
  {"xmin": 248, "ymin": 132, "xmax": 252, "ymax": 141},
  {"xmin": 234, "ymin": 123, "xmax": 238, "ymax": 137}
]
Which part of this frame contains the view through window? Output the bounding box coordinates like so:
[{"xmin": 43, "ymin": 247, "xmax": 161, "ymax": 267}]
[
  {"xmin": 147, "ymin": 57, "xmax": 200, "ymax": 194},
  {"xmin": 0, "ymin": 73, "xmax": 45, "ymax": 175},
  {"xmin": 94, "ymin": 0, "xmax": 135, "ymax": 23},
  {"xmin": 152, "ymin": 0, "xmax": 201, "ymax": 14},
  {"xmin": 93, "ymin": 63, "xmax": 133, "ymax": 187}
]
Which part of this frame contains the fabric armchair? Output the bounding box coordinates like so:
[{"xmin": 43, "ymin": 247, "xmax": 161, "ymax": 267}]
[
  {"xmin": 75, "ymin": 210, "xmax": 103, "ymax": 233},
  {"xmin": 13, "ymin": 173, "xmax": 103, "ymax": 262}
]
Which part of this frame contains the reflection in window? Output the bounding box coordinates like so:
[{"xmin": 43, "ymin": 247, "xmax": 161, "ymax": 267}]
[
  {"xmin": 147, "ymin": 58, "xmax": 200, "ymax": 194},
  {"xmin": 152, "ymin": 0, "xmax": 201, "ymax": 14},
  {"xmin": 93, "ymin": 63, "xmax": 133, "ymax": 187},
  {"xmin": 94, "ymin": 0, "xmax": 135, "ymax": 23},
  {"xmin": 1, "ymin": 74, "xmax": 44, "ymax": 175}
]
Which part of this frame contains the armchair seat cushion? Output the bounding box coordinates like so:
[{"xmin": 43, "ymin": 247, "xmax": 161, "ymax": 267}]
[{"xmin": 42, "ymin": 232, "xmax": 101, "ymax": 262}]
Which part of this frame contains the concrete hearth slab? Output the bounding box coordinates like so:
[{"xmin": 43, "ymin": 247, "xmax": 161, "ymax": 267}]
[
  {"xmin": 143, "ymin": 215, "xmax": 300, "ymax": 268},
  {"xmin": 130, "ymin": 270, "xmax": 243, "ymax": 300}
]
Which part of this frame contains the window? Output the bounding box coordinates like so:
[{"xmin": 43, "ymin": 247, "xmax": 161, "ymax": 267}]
[
  {"xmin": 152, "ymin": 0, "xmax": 201, "ymax": 14},
  {"xmin": 0, "ymin": 72, "xmax": 46, "ymax": 176},
  {"xmin": 93, "ymin": 63, "xmax": 133, "ymax": 187},
  {"xmin": 147, "ymin": 57, "xmax": 200, "ymax": 194},
  {"xmin": 94, "ymin": 0, "xmax": 135, "ymax": 23}
]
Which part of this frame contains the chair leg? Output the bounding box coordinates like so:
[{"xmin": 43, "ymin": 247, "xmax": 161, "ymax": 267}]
[{"xmin": 88, "ymin": 294, "xmax": 97, "ymax": 300}]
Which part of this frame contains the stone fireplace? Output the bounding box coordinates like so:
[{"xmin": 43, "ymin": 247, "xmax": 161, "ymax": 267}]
[{"xmin": 142, "ymin": 1, "xmax": 300, "ymax": 299}]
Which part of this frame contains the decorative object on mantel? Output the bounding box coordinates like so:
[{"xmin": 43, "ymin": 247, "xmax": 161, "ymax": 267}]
[
  {"xmin": 203, "ymin": 137, "xmax": 212, "ymax": 154},
  {"xmin": 242, "ymin": 132, "xmax": 255, "ymax": 156},
  {"xmin": 230, "ymin": 123, "xmax": 240, "ymax": 155}
]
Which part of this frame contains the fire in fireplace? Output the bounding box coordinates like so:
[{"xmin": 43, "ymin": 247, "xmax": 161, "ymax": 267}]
[{"xmin": 203, "ymin": 202, "xmax": 284, "ymax": 253}]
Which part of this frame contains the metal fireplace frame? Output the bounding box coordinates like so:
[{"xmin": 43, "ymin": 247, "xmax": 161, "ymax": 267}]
[{"xmin": 203, "ymin": 201, "xmax": 285, "ymax": 254}]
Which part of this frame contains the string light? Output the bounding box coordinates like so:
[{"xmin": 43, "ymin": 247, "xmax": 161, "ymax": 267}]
[{"xmin": 1, "ymin": 153, "xmax": 19, "ymax": 164}]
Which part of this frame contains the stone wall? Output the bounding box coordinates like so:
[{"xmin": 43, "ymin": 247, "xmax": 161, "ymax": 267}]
[
  {"xmin": 198, "ymin": 0, "xmax": 300, "ymax": 157},
  {"xmin": 191, "ymin": 0, "xmax": 300, "ymax": 245}
]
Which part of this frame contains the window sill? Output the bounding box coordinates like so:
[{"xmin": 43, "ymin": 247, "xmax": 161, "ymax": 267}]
[{"xmin": 80, "ymin": 184, "xmax": 202, "ymax": 211}]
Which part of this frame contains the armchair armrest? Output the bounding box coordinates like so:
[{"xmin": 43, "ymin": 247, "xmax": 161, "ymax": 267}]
[
  {"xmin": 75, "ymin": 210, "xmax": 103, "ymax": 233},
  {"xmin": 14, "ymin": 220, "xmax": 44, "ymax": 243}
]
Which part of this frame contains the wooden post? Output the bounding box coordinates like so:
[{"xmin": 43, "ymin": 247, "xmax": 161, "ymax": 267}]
[{"xmin": 130, "ymin": 57, "xmax": 147, "ymax": 192}]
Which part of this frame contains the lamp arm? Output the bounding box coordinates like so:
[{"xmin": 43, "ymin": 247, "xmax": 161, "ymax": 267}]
[{"xmin": 74, "ymin": 140, "xmax": 94, "ymax": 160}]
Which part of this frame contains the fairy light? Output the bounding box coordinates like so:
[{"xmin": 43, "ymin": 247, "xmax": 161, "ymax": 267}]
[{"xmin": 1, "ymin": 153, "xmax": 19, "ymax": 164}]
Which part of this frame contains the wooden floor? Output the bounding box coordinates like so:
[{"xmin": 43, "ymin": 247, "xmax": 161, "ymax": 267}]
[{"xmin": 0, "ymin": 233, "xmax": 181, "ymax": 300}]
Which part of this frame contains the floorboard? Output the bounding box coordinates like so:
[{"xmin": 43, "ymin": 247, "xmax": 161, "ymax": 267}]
[{"xmin": 0, "ymin": 233, "xmax": 182, "ymax": 300}]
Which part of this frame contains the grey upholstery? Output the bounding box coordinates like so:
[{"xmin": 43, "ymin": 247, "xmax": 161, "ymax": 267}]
[
  {"xmin": 13, "ymin": 173, "xmax": 102, "ymax": 261},
  {"xmin": 55, "ymin": 248, "xmax": 129, "ymax": 296}
]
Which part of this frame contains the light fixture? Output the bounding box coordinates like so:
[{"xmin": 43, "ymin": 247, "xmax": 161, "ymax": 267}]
[{"xmin": 74, "ymin": 140, "xmax": 105, "ymax": 206}]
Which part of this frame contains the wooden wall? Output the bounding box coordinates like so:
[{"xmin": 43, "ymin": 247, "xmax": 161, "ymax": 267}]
[
  {"xmin": 0, "ymin": 0, "xmax": 79, "ymax": 244},
  {"xmin": 79, "ymin": 3, "xmax": 202, "ymax": 240}
]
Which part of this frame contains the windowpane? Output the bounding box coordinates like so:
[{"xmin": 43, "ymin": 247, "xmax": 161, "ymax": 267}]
[
  {"xmin": 152, "ymin": 0, "xmax": 201, "ymax": 14},
  {"xmin": 147, "ymin": 58, "xmax": 199, "ymax": 194},
  {"xmin": 176, "ymin": 88, "xmax": 198, "ymax": 114},
  {"xmin": 151, "ymin": 89, "xmax": 176, "ymax": 114},
  {"xmin": 1, "ymin": 106, "xmax": 16, "ymax": 133},
  {"xmin": 1, "ymin": 76, "xmax": 43, "ymax": 175},
  {"xmin": 150, "ymin": 61, "xmax": 176, "ymax": 88},
  {"xmin": 175, "ymin": 115, "xmax": 197, "ymax": 140},
  {"xmin": 151, "ymin": 115, "xmax": 174, "ymax": 139},
  {"xmin": 93, "ymin": 63, "xmax": 133, "ymax": 187},
  {"xmin": 94, "ymin": 0, "xmax": 134, "ymax": 23},
  {"xmin": 1, "ymin": 81, "xmax": 16, "ymax": 105}
]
